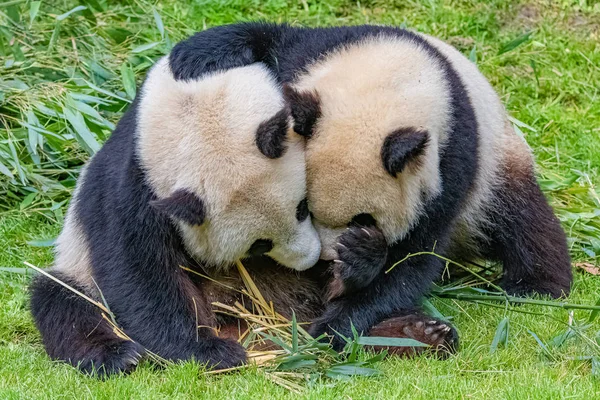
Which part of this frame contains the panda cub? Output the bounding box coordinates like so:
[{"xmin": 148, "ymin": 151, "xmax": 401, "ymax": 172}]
[
  {"xmin": 29, "ymin": 58, "xmax": 322, "ymax": 375},
  {"xmin": 169, "ymin": 23, "xmax": 572, "ymax": 349}
]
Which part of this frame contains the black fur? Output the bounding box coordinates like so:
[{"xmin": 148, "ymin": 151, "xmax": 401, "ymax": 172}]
[
  {"xmin": 381, "ymin": 128, "xmax": 430, "ymax": 177},
  {"xmin": 248, "ymin": 239, "xmax": 274, "ymax": 256},
  {"xmin": 31, "ymin": 97, "xmax": 247, "ymax": 374},
  {"xmin": 296, "ymin": 198, "xmax": 309, "ymax": 222},
  {"xmin": 150, "ymin": 189, "xmax": 206, "ymax": 226},
  {"xmin": 327, "ymin": 225, "xmax": 388, "ymax": 300},
  {"xmin": 169, "ymin": 23, "xmax": 281, "ymax": 81},
  {"xmin": 282, "ymin": 85, "xmax": 321, "ymax": 137},
  {"xmin": 30, "ymin": 271, "xmax": 146, "ymax": 377},
  {"xmin": 484, "ymin": 166, "xmax": 572, "ymax": 298},
  {"xmin": 255, "ymin": 108, "xmax": 289, "ymax": 159}
]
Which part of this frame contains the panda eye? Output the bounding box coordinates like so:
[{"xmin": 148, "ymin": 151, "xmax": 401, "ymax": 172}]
[
  {"xmin": 296, "ymin": 198, "xmax": 309, "ymax": 222},
  {"xmin": 350, "ymin": 213, "xmax": 376, "ymax": 227}
]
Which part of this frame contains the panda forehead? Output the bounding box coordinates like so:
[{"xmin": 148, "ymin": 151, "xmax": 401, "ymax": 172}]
[{"xmin": 136, "ymin": 58, "xmax": 292, "ymax": 199}]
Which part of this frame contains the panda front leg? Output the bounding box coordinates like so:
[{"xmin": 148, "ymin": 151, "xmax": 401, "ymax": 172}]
[
  {"xmin": 95, "ymin": 256, "xmax": 247, "ymax": 372},
  {"xmin": 310, "ymin": 236, "xmax": 458, "ymax": 353},
  {"xmin": 489, "ymin": 171, "xmax": 572, "ymax": 298},
  {"xmin": 30, "ymin": 270, "xmax": 146, "ymax": 377}
]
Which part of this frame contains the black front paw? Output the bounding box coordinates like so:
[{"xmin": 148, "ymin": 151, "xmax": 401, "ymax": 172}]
[
  {"xmin": 195, "ymin": 337, "xmax": 247, "ymax": 370},
  {"xmin": 501, "ymin": 279, "xmax": 569, "ymax": 299},
  {"xmin": 327, "ymin": 225, "xmax": 388, "ymax": 300},
  {"xmin": 77, "ymin": 340, "xmax": 146, "ymax": 378},
  {"xmin": 308, "ymin": 319, "xmax": 349, "ymax": 351}
]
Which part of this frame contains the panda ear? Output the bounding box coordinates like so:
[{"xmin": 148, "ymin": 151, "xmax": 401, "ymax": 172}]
[
  {"xmin": 381, "ymin": 128, "xmax": 430, "ymax": 177},
  {"xmin": 150, "ymin": 189, "xmax": 205, "ymax": 225},
  {"xmin": 282, "ymin": 84, "xmax": 321, "ymax": 138},
  {"xmin": 256, "ymin": 108, "xmax": 290, "ymax": 159}
]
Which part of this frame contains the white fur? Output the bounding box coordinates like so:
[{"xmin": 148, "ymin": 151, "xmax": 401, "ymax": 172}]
[
  {"xmin": 293, "ymin": 36, "xmax": 452, "ymax": 257},
  {"xmin": 137, "ymin": 58, "xmax": 320, "ymax": 270},
  {"xmin": 52, "ymin": 166, "xmax": 96, "ymax": 291}
]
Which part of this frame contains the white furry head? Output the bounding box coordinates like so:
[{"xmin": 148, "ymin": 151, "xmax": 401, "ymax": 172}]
[
  {"xmin": 286, "ymin": 36, "xmax": 452, "ymax": 259},
  {"xmin": 136, "ymin": 58, "xmax": 320, "ymax": 270}
]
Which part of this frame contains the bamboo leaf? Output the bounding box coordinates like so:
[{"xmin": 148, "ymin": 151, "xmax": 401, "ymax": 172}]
[
  {"xmin": 26, "ymin": 110, "xmax": 40, "ymax": 156},
  {"xmin": 120, "ymin": 63, "xmax": 136, "ymax": 99},
  {"xmin": 153, "ymin": 8, "xmax": 165, "ymax": 38},
  {"xmin": 498, "ymin": 31, "xmax": 533, "ymax": 55},
  {"xmin": 132, "ymin": 41, "xmax": 160, "ymax": 54},
  {"xmin": 0, "ymin": 158, "xmax": 14, "ymax": 179},
  {"xmin": 29, "ymin": 1, "xmax": 41, "ymax": 25},
  {"xmin": 56, "ymin": 5, "xmax": 87, "ymax": 21},
  {"xmin": 469, "ymin": 44, "xmax": 477, "ymax": 63},
  {"xmin": 27, "ymin": 238, "xmax": 56, "ymax": 247},
  {"xmin": 356, "ymin": 336, "xmax": 429, "ymax": 347},
  {"xmin": 490, "ymin": 317, "xmax": 509, "ymax": 353},
  {"xmin": 327, "ymin": 365, "xmax": 382, "ymax": 377},
  {"xmin": 527, "ymin": 329, "xmax": 555, "ymax": 360},
  {"xmin": 588, "ymin": 297, "xmax": 600, "ymax": 323},
  {"xmin": 63, "ymin": 107, "xmax": 101, "ymax": 155},
  {"xmin": 291, "ymin": 311, "xmax": 298, "ymax": 354},
  {"xmin": 19, "ymin": 192, "xmax": 37, "ymax": 210},
  {"xmin": 0, "ymin": 267, "xmax": 35, "ymax": 275}
]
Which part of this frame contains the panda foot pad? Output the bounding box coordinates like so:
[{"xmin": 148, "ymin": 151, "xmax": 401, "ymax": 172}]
[{"xmin": 366, "ymin": 314, "xmax": 458, "ymax": 357}]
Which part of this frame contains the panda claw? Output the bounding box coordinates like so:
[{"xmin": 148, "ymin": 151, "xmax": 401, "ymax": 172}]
[{"xmin": 361, "ymin": 228, "xmax": 372, "ymax": 237}]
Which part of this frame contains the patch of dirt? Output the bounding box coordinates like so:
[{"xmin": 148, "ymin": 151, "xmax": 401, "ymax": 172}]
[
  {"xmin": 517, "ymin": 3, "xmax": 542, "ymax": 28},
  {"xmin": 446, "ymin": 36, "xmax": 476, "ymax": 51}
]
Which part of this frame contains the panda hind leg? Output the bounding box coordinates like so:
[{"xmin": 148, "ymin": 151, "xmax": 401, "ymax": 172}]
[
  {"xmin": 484, "ymin": 169, "xmax": 572, "ymax": 299},
  {"xmin": 30, "ymin": 271, "xmax": 145, "ymax": 377}
]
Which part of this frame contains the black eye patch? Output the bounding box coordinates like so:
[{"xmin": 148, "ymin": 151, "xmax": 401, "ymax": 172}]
[
  {"xmin": 350, "ymin": 213, "xmax": 376, "ymax": 228},
  {"xmin": 381, "ymin": 127, "xmax": 429, "ymax": 177},
  {"xmin": 248, "ymin": 239, "xmax": 274, "ymax": 256},
  {"xmin": 296, "ymin": 198, "xmax": 309, "ymax": 222}
]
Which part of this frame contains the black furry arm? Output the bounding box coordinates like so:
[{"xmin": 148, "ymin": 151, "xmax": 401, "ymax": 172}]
[
  {"xmin": 169, "ymin": 22, "xmax": 282, "ymax": 81},
  {"xmin": 309, "ymin": 228, "xmax": 451, "ymax": 350}
]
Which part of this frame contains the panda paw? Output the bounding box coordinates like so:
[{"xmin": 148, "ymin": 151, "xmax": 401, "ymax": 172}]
[
  {"xmin": 327, "ymin": 225, "xmax": 388, "ymax": 300},
  {"xmin": 196, "ymin": 337, "xmax": 247, "ymax": 370},
  {"xmin": 367, "ymin": 314, "xmax": 459, "ymax": 357},
  {"xmin": 77, "ymin": 340, "xmax": 146, "ymax": 378},
  {"xmin": 502, "ymin": 279, "xmax": 569, "ymax": 300}
]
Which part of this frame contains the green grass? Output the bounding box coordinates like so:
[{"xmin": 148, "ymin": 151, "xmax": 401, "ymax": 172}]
[{"xmin": 1, "ymin": 0, "xmax": 600, "ymax": 398}]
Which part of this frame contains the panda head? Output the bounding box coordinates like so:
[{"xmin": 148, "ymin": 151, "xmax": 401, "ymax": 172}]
[
  {"xmin": 136, "ymin": 58, "xmax": 320, "ymax": 270},
  {"xmin": 284, "ymin": 36, "xmax": 453, "ymax": 260}
]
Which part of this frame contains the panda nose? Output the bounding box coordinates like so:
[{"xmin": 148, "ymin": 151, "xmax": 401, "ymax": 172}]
[{"xmin": 248, "ymin": 239, "xmax": 274, "ymax": 256}]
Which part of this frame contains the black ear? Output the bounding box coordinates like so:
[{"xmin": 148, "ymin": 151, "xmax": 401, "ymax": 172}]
[
  {"xmin": 150, "ymin": 189, "xmax": 205, "ymax": 225},
  {"xmin": 256, "ymin": 108, "xmax": 290, "ymax": 159},
  {"xmin": 381, "ymin": 128, "xmax": 430, "ymax": 177},
  {"xmin": 282, "ymin": 84, "xmax": 321, "ymax": 138}
]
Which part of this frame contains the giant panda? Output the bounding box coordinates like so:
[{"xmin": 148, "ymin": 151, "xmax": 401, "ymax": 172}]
[
  {"xmin": 169, "ymin": 23, "xmax": 572, "ymax": 349},
  {"xmin": 29, "ymin": 58, "xmax": 323, "ymax": 376}
]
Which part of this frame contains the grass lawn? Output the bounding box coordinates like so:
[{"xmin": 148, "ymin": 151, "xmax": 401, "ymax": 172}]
[{"xmin": 1, "ymin": 0, "xmax": 599, "ymax": 398}]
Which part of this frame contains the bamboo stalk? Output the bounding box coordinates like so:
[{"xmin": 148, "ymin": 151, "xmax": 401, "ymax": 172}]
[{"xmin": 434, "ymin": 292, "xmax": 600, "ymax": 311}]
